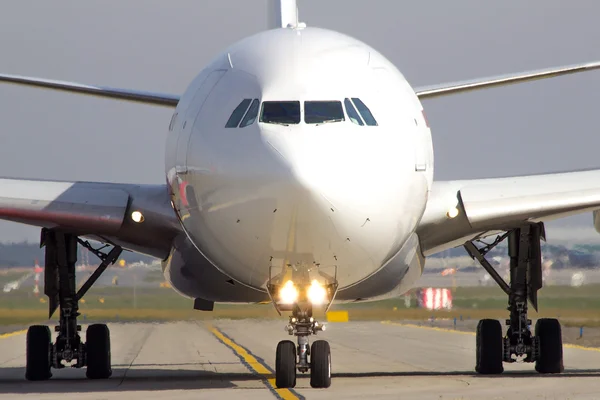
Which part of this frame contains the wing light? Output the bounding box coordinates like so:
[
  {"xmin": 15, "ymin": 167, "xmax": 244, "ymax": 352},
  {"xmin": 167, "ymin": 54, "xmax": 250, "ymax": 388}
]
[
  {"xmin": 446, "ymin": 207, "xmax": 459, "ymax": 219},
  {"xmin": 131, "ymin": 211, "xmax": 145, "ymax": 223}
]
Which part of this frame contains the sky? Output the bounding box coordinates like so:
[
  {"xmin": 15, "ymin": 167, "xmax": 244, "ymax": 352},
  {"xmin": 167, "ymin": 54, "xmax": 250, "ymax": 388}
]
[{"xmin": 0, "ymin": 0, "xmax": 600, "ymax": 244}]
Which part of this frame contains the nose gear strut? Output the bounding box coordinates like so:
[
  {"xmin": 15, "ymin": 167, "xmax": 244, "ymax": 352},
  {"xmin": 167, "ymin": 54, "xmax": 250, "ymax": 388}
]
[
  {"xmin": 284, "ymin": 304, "xmax": 325, "ymax": 372},
  {"xmin": 276, "ymin": 303, "xmax": 331, "ymax": 388}
]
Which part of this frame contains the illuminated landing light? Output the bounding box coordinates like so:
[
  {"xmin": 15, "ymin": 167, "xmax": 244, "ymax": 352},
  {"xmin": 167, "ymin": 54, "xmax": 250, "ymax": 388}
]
[
  {"xmin": 131, "ymin": 211, "xmax": 145, "ymax": 223},
  {"xmin": 279, "ymin": 280, "xmax": 299, "ymax": 304},
  {"xmin": 307, "ymin": 280, "xmax": 327, "ymax": 305},
  {"xmin": 446, "ymin": 207, "xmax": 459, "ymax": 219}
]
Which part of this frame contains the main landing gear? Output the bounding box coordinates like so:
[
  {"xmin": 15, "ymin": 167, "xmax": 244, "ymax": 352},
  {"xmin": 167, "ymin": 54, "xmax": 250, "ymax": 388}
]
[
  {"xmin": 465, "ymin": 223, "xmax": 564, "ymax": 375},
  {"xmin": 275, "ymin": 304, "xmax": 330, "ymax": 389},
  {"xmin": 25, "ymin": 229, "xmax": 122, "ymax": 381}
]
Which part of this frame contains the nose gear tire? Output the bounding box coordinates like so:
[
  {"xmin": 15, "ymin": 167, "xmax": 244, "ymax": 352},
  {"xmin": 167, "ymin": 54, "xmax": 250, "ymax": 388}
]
[
  {"xmin": 275, "ymin": 340, "xmax": 297, "ymax": 388},
  {"xmin": 310, "ymin": 340, "xmax": 332, "ymax": 388}
]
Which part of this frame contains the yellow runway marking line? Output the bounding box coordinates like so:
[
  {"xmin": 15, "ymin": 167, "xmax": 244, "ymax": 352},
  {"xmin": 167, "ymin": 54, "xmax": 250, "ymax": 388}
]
[
  {"xmin": 0, "ymin": 329, "xmax": 26, "ymax": 339},
  {"xmin": 207, "ymin": 324, "xmax": 302, "ymax": 400},
  {"xmin": 564, "ymin": 343, "xmax": 600, "ymax": 352},
  {"xmin": 382, "ymin": 321, "xmax": 600, "ymax": 352}
]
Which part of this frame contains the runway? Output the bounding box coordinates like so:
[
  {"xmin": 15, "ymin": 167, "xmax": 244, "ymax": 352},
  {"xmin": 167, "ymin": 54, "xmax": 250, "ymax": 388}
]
[{"xmin": 1, "ymin": 320, "xmax": 600, "ymax": 399}]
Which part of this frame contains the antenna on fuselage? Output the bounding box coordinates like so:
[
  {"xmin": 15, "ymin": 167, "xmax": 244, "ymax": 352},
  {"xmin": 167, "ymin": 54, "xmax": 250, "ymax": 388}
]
[{"xmin": 268, "ymin": 0, "xmax": 306, "ymax": 29}]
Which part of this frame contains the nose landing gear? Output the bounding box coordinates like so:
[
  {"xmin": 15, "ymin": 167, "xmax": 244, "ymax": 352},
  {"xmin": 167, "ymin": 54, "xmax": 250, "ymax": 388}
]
[
  {"xmin": 267, "ymin": 266, "xmax": 337, "ymax": 389},
  {"xmin": 275, "ymin": 304, "xmax": 330, "ymax": 389}
]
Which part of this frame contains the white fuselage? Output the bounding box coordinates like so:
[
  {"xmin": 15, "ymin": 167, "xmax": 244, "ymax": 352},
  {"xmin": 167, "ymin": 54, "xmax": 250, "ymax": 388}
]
[{"xmin": 165, "ymin": 27, "xmax": 434, "ymax": 292}]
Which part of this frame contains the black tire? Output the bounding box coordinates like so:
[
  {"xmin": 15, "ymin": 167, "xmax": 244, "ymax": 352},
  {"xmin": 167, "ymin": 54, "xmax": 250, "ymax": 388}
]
[
  {"xmin": 86, "ymin": 324, "xmax": 112, "ymax": 379},
  {"xmin": 275, "ymin": 340, "xmax": 296, "ymax": 388},
  {"xmin": 535, "ymin": 318, "xmax": 564, "ymax": 373},
  {"xmin": 475, "ymin": 319, "xmax": 503, "ymax": 374},
  {"xmin": 310, "ymin": 340, "xmax": 331, "ymax": 388},
  {"xmin": 25, "ymin": 325, "xmax": 52, "ymax": 381}
]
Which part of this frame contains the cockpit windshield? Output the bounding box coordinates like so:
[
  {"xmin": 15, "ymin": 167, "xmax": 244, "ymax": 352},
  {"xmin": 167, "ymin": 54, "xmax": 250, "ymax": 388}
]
[
  {"xmin": 304, "ymin": 101, "xmax": 345, "ymax": 124},
  {"xmin": 260, "ymin": 101, "xmax": 301, "ymax": 125}
]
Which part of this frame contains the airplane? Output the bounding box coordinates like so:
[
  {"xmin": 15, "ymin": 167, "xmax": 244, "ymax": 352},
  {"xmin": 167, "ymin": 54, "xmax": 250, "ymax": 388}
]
[{"xmin": 2, "ymin": 0, "xmax": 600, "ymax": 388}]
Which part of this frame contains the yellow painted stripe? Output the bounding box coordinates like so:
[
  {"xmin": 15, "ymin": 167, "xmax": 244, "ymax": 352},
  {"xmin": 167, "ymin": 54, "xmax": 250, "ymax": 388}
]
[
  {"xmin": 564, "ymin": 343, "xmax": 600, "ymax": 352},
  {"xmin": 382, "ymin": 320, "xmax": 600, "ymax": 352},
  {"xmin": 0, "ymin": 329, "xmax": 26, "ymax": 339},
  {"xmin": 207, "ymin": 324, "xmax": 301, "ymax": 400}
]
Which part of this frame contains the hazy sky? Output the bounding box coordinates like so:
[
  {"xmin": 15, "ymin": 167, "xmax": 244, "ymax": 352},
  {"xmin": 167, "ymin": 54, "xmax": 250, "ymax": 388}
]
[{"xmin": 1, "ymin": 0, "xmax": 600, "ymax": 243}]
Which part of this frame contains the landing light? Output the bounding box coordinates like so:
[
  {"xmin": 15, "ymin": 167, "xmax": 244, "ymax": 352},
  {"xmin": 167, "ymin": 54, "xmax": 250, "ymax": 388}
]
[
  {"xmin": 446, "ymin": 207, "xmax": 459, "ymax": 219},
  {"xmin": 131, "ymin": 211, "xmax": 144, "ymax": 223},
  {"xmin": 307, "ymin": 280, "xmax": 327, "ymax": 305},
  {"xmin": 279, "ymin": 280, "xmax": 299, "ymax": 304}
]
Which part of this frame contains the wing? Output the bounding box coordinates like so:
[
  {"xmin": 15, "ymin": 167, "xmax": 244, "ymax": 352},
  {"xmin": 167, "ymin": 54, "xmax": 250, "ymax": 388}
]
[
  {"xmin": 0, "ymin": 73, "xmax": 179, "ymax": 107},
  {"xmin": 0, "ymin": 74, "xmax": 182, "ymax": 255},
  {"xmin": 414, "ymin": 61, "xmax": 600, "ymax": 100},
  {"xmin": 417, "ymin": 169, "xmax": 600, "ymax": 256},
  {"xmin": 0, "ymin": 178, "xmax": 181, "ymax": 258}
]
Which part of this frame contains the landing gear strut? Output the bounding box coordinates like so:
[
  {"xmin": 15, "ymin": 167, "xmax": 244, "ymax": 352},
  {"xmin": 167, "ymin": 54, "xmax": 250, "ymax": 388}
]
[
  {"xmin": 267, "ymin": 265, "xmax": 337, "ymax": 389},
  {"xmin": 465, "ymin": 223, "xmax": 563, "ymax": 374},
  {"xmin": 275, "ymin": 303, "xmax": 330, "ymax": 388},
  {"xmin": 25, "ymin": 229, "xmax": 122, "ymax": 381}
]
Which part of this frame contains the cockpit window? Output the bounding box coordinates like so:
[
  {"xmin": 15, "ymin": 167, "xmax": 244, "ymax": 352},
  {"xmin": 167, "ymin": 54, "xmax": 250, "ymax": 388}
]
[
  {"xmin": 225, "ymin": 99, "xmax": 252, "ymax": 128},
  {"xmin": 239, "ymin": 99, "xmax": 259, "ymax": 128},
  {"xmin": 260, "ymin": 101, "xmax": 301, "ymax": 125},
  {"xmin": 304, "ymin": 101, "xmax": 345, "ymax": 124},
  {"xmin": 351, "ymin": 98, "xmax": 378, "ymax": 126},
  {"xmin": 344, "ymin": 98, "xmax": 364, "ymax": 126}
]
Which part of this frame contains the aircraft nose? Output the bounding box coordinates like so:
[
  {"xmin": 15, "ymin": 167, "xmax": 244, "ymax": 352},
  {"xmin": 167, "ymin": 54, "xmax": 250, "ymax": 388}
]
[
  {"xmin": 261, "ymin": 126, "xmax": 409, "ymax": 215},
  {"xmin": 258, "ymin": 125, "xmax": 424, "ymax": 283},
  {"xmin": 179, "ymin": 124, "xmax": 425, "ymax": 289}
]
